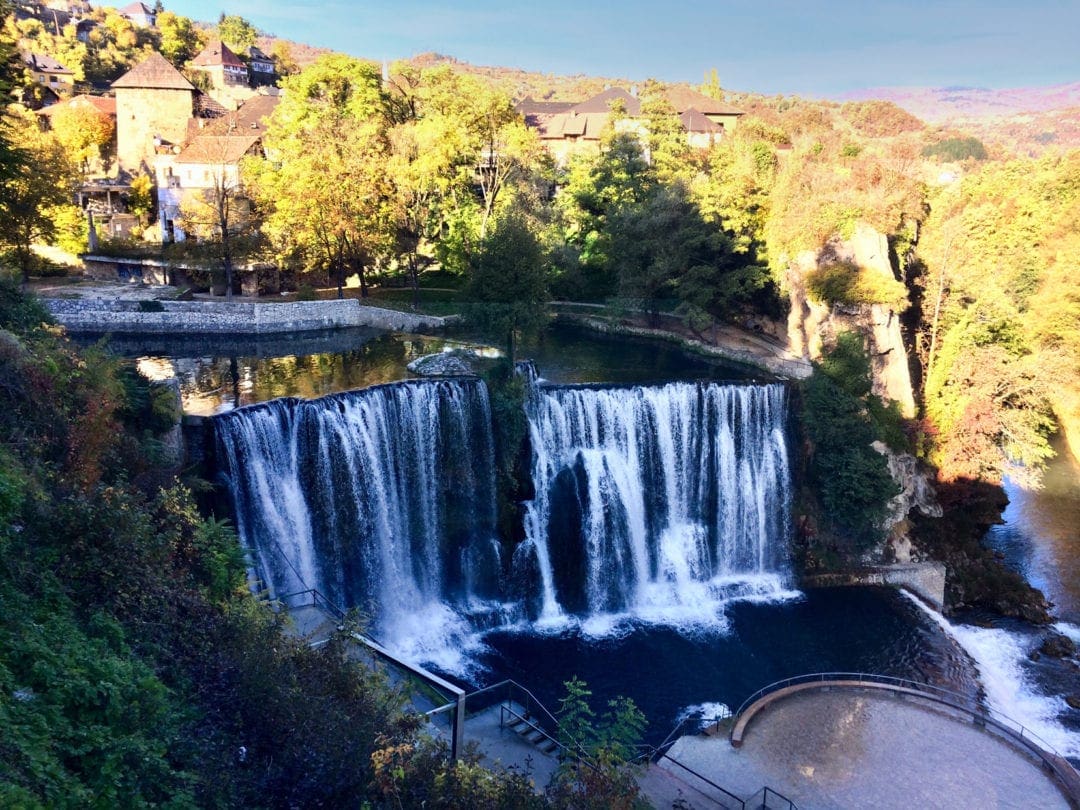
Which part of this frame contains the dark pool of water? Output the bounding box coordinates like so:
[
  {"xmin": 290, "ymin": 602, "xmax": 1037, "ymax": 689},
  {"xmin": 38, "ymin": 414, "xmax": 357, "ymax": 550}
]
[
  {"xmin": 468, "ymin": 587, "xmax": 977, "ymax": 745},
  {"xmin": 80, "ymin": 322, "xmax": 758, "ymax": 416}
]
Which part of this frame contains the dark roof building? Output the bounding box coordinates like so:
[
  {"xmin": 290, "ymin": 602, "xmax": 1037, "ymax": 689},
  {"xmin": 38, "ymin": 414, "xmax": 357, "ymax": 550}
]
[
  {"xmin": 570, "ymin": 87, "xmax": 641, "ymax": 116},
  {"xmin": 189, "ymin": 40, "xmax": 249, "ymax": 88},
  {"xmin": 112, "ymin": 52, "xmax": 195, "ymax": 91},
  {"xmin": 680, "ymin": 107, "xmax": 724, "ymax": 133},
  {"xmin": 21, "ymin": 51, "xmax": 73, "ymax": 76}
]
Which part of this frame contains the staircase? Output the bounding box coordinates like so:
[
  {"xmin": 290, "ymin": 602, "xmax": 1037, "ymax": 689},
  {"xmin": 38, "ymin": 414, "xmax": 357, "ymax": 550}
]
[{"xmin": 501, "ymin": 699, "xmax": 562, "ymax": 756}]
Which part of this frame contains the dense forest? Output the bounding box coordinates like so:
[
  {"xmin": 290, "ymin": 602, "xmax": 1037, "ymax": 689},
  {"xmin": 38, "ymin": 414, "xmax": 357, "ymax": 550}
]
[{"xmin": 2, "ymin": 0, "xmax": 1079, "ymax": 803}]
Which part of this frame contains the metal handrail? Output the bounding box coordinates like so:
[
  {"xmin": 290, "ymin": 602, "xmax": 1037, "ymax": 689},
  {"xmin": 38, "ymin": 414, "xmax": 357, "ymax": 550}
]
[
  {"xmin": 275, "ymin": 588, "xmax": 347, "ymax": 622},
  {"xmin": 499, "ymin": 702, "xmax": 569, "ymax": 758},
  {"xmin": 729, "ymin": 672, "xmax": 1056, "ymax": 753},
  {"xmin": 463, "ymin": 680, "xmax": 557, "ymax": 738},
  {"xmin": 727, "ymin": 671, "xmax": 1080, "ymax": 802},
  {"xmin": 656, "ymin": 751, "xmax": 759, "ymax": 809},
  {"xmin": 446, "ymin": 679, "xmax": 601, "ymax": 765}
]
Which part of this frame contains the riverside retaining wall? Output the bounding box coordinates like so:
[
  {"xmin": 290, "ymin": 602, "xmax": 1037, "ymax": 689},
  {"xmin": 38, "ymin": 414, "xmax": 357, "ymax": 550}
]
[
  {"xmin": 43, "ymin": 297, "xmax": 451, "ymax": 335},
  {"xmin": 804, "ymin": 562, "xmax": 947, "ymax": 610}
]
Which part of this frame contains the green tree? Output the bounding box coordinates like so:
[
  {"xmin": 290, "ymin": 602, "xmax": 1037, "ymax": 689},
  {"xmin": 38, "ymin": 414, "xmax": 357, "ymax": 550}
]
[
  {"xmin": 248, "ymin": 55, "xmax": 391, "ymax": 297},
  {"xmin": 0, "ymin": 112, "xmax": 77, "ymax": 283},
  {"xmin": 548, "ymin": 677, "xmax": 647, "ymax": 809},
  {"xmin": 554, "ymin": 133, "xmax": 652, "ymax": 299},
  {"xmin": 639, "ymin": 80, "xmax": 691, "ymax": 185},
  {"xmin": 217, "ymin": 14, "xmax": 257, "ymax": 54},
  {"xmin": 609, "ymin": 182, "xmax": 773, "ymax": 329},
  {"xmin": 801, "ymin": 333, "xmax": 901, "ymax": 551},
  {"xmin": 156, "ymin": 11, "xmax": 204, "ymax": 67},
  {"xmin": 464, "ymin": 214, "xmax": 550, "ymax": 360},
  {"xmin": 694, "ymin": 124, "xmax": 778, "ymax": 254}
]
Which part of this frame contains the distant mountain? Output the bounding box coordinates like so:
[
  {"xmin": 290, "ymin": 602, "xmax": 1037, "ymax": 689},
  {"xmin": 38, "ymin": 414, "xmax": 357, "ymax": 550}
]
[{"xmin": 838, "ymin": 82, "xmax": 1080, "ymax": 123}]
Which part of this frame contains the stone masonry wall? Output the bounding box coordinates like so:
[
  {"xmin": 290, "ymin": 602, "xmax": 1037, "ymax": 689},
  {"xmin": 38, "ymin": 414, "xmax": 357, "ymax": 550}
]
[
  {"xmin": 44, "ymin": 298, "xmax": 450, "ymax": 334},
  {"xmin": 115, "ymin": 86, "xmax": 193, "ymax": 172}
]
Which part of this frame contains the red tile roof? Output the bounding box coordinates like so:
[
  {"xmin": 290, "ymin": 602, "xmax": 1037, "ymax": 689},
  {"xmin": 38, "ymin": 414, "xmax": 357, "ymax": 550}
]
[
  {"xmin": 663, "ymin": 87, "xmax": 745, "ymax": 116},
  {"xmin": 190, "ymin": 40, "xmax": 246, "ymax": 70},
  {"xmin": 37, "ymin": 94, "xmax": 116, "ymax": 117}
]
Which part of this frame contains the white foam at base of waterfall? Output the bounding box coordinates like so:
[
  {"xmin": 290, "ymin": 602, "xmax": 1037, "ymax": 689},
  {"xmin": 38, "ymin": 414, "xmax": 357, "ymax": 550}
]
[{"xmin": 904, "ymin": 593, "xmax": 1080, "ymax": 759}]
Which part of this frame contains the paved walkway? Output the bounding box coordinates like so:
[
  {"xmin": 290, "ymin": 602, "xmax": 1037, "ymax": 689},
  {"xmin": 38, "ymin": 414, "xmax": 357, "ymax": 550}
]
[{"xmin": 653, "ymin": 690, "xmax": 1071, "ymax": 809}]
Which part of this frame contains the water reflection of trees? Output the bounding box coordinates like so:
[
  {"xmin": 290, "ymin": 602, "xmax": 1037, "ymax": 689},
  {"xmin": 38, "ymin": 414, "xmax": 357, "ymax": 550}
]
[{"xmin": 175, "ymin": 335, "xmax": 455, "ymax": 414}]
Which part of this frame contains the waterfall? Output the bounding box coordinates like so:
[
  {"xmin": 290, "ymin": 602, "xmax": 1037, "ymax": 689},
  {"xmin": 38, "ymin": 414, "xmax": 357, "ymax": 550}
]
[
  {"xmin": 214, "ymin": 379, "xmax": 501, "ymax": 671},
  {"xmin": 214, "ymin": 373, "xmax": 797, "ymax": 668},
  {"xmin": 521, "ymin": 379, "xmax": 795, "ymax": 630}
]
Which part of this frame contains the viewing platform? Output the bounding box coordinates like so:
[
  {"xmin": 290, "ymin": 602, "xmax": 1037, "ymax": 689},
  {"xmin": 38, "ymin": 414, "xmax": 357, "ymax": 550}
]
[{"xmin": 650, "ymin": 674, "xmax": 1078, "ymax": 809}]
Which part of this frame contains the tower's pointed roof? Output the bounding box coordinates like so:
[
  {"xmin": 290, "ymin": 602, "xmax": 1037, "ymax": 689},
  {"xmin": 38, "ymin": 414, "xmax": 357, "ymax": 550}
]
[{"xmin": 112, "ymin": 52, "xmax": 195, "ymax": 91}]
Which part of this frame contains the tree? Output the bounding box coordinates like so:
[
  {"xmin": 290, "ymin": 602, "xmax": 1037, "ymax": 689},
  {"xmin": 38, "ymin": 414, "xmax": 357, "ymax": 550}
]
[
  {"xmin": 801, "ymin": 334, "xmax": 902, "ymax": 550},
  {"xmin": 252, "ymin": 119, "xmax": 390, "ymax": 298},
  {"xmin": 247, "ymin": 55, "xmax": 391, "ymax": 297},
  {"xmin": 156, "ymin": 11, "xmax": 204, "ymax": 67},
  {"xmin": 269, "ymin": 40, "xmax": 298, "ymax": 77},
  {"xmin": 464, "ymin": 214, "xmax": 549, "ymax": 360},
  {"xmin": 694, "ymin": 126, "xmax": 778, "ymax": 254},
  {"xmin": 639, "ymin": 80, "xmax": 691, "ymax": 185},
  {"xmin": 0, "ymin": 113, "xmax": 76, "ymax": 283},
  {"xmin": 554, "ymin": 132, "xmax": 652, "ymax": 299},
  {"xmin": 217, "ymin": 14, "xmax": 257, "ymax": 54},
  {"xmin": 48, "ymin": 101, "xmax": 115, "ymax": 176},
  {"xmin": 386, "ymin": 113, "xmax": 464, "ymax": 305},
  {"xmin": 547, "ymin": 677, "xmax": 646, "ymax": 809}
]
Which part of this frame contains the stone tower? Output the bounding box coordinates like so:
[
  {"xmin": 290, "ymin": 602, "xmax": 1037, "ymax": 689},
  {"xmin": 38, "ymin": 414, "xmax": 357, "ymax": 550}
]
[{"xmin": 112, "ymin": 52, "xmax": 195, "ymax": 173}]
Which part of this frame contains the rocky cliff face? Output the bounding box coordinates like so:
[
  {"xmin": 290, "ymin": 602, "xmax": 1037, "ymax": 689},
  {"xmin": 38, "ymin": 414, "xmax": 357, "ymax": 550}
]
[
  {"xmin": 873, "ymin": 441, "xmax": 942, "ymax": 563},
  {"xmin": 785, "ymin": 222, "xmax": 916, "ymax": 417}
]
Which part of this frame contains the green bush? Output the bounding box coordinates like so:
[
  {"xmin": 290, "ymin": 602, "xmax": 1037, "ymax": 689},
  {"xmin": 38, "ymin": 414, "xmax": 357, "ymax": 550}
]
[
  {"xmin": 805, "ymin": 260, "xmax": 909, "ymax": 310},
  {"xmin": 921, "ymin": 137, "xmax": 987, "ymax": 162},
  {"xmin": 800, "ymin": 333, "xmax": 903, "ymax": 551}
]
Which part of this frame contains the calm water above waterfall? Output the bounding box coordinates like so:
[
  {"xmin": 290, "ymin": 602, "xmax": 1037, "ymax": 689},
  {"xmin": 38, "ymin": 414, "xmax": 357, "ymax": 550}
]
[{"xmin": 82, "ymin": 321, "xmax": 756, "ymax": 415}]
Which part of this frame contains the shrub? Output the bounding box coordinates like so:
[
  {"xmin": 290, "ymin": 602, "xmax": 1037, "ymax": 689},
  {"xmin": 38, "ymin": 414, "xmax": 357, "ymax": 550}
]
[
  {"xmin": 921, "ymin": 137, "xmax": 987, "ymax": 162},
  {"xmin": 800, "ymin": 333, "xmax": 904, "ymax": 551},
  {"xmin": 805, "ymin": 260, "xmax": 909, "ymax": 310},
  {"xmin": 841, "ymin": 100, "xmax": 925, "ymax": 137}
]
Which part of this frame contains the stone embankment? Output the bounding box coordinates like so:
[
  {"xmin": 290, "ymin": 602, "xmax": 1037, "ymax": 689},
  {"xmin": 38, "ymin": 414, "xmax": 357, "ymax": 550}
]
[
  {"xmin": 804, "ymin": 562, "xmax": 947, "ymax": 610},
  {"xmin": 43, "ymin": 297, "xmax": 451, "ymax": 335},
  {"xmin": 554, "ymin": 308, "xmax": 813, "ymax": 380}
]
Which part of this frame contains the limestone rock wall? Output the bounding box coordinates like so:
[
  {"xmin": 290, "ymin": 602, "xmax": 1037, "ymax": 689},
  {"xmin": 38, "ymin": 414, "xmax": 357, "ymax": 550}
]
[
  {"xmin": 785, "ymin": 222, "xmax": 916, "ymax": 416},
  {"xmin": 872, "ymin": 440, "xmax": 942, "ymax": 562}
]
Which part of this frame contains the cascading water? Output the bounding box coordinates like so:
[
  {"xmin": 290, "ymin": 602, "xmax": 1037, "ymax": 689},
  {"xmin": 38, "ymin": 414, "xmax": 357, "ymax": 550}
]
[
  {"xmin": 518, "ymin": 374, "xmax": 797, "ymax": 632},
  {"xmin": 214, "ymin": 379, "xmax": 502, "ymax": 671},
  {"xmin": 214, "ymin": 371, "xmax": 798, "ymax": 669}
]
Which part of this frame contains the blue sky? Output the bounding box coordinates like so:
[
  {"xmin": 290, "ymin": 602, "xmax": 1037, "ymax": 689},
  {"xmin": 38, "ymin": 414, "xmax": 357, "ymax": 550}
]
[{"xmin": 169, "ymin": 1, "xmax": 1080, "ymax": 96}]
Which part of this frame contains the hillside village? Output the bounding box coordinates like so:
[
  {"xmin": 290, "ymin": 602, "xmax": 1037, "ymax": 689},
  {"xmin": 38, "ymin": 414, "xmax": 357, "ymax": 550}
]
[
  {"xmin": 2, "ymin": 1, "xmax": 1080, "ymax": 806},
  {"xmin": 6, "ymin": 0, "xmax": 763, "ymax": 281}
]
